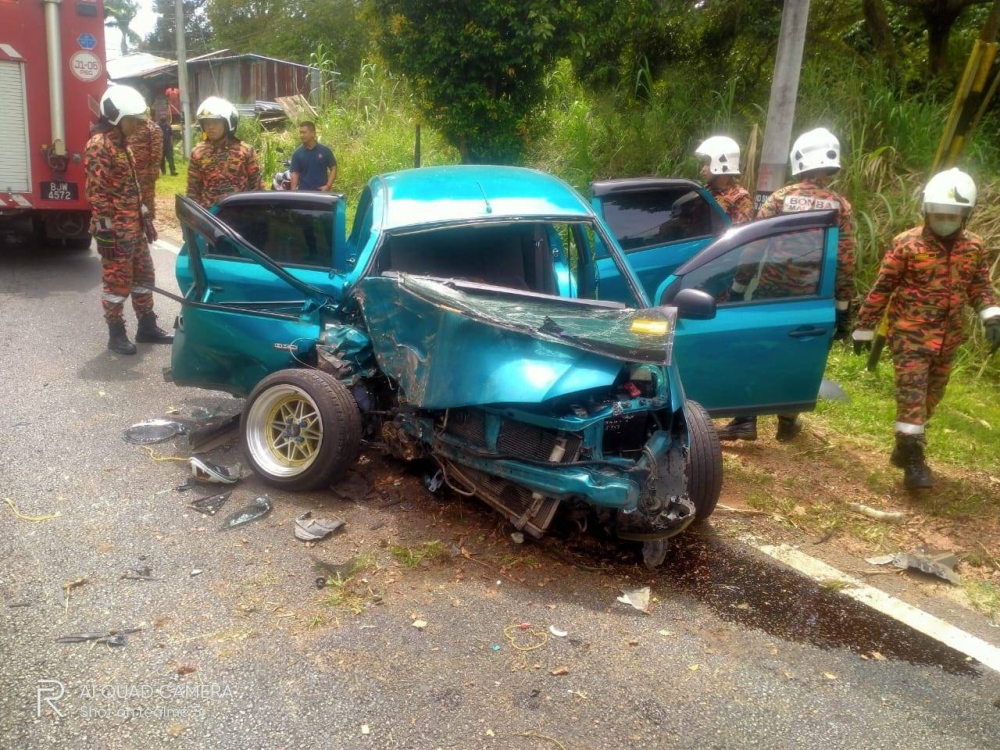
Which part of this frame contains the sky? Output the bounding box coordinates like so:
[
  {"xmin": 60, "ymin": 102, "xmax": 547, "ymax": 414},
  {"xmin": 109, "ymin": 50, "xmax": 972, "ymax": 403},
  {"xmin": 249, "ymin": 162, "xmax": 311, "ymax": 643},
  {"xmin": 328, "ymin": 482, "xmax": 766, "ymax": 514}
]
[{"xmin": 104, "ymin": 0, "xmax": 159, "ymax": 61}]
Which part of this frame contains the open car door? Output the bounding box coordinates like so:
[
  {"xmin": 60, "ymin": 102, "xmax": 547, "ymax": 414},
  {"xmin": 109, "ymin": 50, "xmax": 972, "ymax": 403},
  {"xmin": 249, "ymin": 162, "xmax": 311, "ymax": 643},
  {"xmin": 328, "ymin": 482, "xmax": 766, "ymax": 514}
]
[
  {"xmin": 590, "ymin": 178, "xmax": 728, "ymax": 303},
  {"xmin": 656, "ymin": 210, "xmax": 840, "ymax": 417},
  {"xmin": 166, "ymin": 195, "xmax": 333, "ymax": 397},
  {"xmin": 175, "ymin": 192, "xmax": 349, "ymax": 305}
]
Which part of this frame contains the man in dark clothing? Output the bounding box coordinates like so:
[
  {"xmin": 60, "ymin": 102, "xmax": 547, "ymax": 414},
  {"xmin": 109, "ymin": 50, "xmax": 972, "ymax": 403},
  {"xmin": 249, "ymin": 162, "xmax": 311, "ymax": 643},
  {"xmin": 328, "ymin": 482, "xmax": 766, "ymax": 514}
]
[
  {"xmin": 290, "ymin": 121, "xmax": 337, "ymax": 191},
  {"xmin": 159, "ymin": 115, "xmax": 177, "ymax": 176}
]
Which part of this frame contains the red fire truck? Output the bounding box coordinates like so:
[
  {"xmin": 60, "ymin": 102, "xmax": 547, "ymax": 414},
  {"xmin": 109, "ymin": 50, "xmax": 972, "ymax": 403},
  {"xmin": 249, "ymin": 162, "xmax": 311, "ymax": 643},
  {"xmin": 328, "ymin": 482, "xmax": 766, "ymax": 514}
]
[{"xmin": 0, "ymin": 0, "xmax": 107, "ymax": 248}]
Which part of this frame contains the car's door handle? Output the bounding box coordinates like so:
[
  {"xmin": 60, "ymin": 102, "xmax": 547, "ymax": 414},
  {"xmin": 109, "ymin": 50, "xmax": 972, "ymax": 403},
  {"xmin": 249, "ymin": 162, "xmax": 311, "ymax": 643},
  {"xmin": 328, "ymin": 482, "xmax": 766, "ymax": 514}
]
[{"xmin": 788, "ymin": 326, "xmax": 827, "ymax": 338}]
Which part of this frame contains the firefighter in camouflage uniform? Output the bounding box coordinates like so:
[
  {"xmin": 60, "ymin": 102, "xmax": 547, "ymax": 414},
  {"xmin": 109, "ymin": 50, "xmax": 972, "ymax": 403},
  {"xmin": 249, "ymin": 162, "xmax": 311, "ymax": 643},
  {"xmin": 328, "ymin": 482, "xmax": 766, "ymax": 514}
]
[
  {"xmin": 695, "ymin": 136, "xmax": 754, "ymax": 226},
  {"xmin": 718, "ymin": 127, "xmax": 857, "ymax": 443},
  {"xmin": 128, "ymin": 117, "xmax": 163, "ymax": 219},
  {"xmin": 186, "ymin": 96, "xmax": 261, "ymax": 209},
  {"xmin": 85, "ymin": 85, "xmax": 173, "ymax": 355},
  {"xmin": 853, "ymin": 168, "xmax": 1000, "ymax": 489}
]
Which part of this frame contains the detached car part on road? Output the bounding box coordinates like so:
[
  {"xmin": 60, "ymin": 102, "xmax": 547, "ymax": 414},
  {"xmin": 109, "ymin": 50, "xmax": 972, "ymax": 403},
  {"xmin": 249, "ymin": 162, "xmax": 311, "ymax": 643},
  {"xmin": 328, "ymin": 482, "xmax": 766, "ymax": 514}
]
[{"xmin": 162, "ymin": 166, "xmax": 841, "ymax": 563}]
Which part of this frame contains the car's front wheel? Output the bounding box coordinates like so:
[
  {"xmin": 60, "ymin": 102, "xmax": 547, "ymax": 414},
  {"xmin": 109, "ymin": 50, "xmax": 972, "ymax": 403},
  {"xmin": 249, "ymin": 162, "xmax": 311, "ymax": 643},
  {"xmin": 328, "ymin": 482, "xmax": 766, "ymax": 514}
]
[
  {"xmin": 685, "ymin": 401, "xmax": 722, "ymax": 521},
  {"xmin": 242, "ymin": 369, "xmax": 361, "ymax": 491}
]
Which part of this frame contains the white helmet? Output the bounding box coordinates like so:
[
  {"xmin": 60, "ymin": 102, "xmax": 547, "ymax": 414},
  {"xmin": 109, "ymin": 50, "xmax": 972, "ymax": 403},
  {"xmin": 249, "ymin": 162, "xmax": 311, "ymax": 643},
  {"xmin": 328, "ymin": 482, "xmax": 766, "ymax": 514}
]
[
  {"xmin": 196, "ymin": 96, "xmax": 239, "ymax": 134},
  {"xmin": 100, "ymin": 85, "xmax": 148, "ymax": 126},
  {"xmin": 695, "ymin": 136, "xmax": 741, "ymax": 175},
  {"xmin": 790, "ymin": 127, "xmax": 840, "ymax": 176},
  {"xmin": 923, "ymin": 168, "xmax": 977, "ymax": 216}
]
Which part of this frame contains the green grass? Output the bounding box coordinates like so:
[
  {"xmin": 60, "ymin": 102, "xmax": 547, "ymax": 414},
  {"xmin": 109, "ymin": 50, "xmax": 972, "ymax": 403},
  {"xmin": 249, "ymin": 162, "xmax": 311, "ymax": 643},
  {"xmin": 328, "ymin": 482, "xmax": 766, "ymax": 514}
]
[
  {"xmin": 963, "ymin": 579, "xmax": 1000, "ymax": 625},
  {"xmin": 390, "ymin": 540, "xmax": 449, "ymax": 568},
  {"xmin": 156, "ymin": 156, "xmax": 188, "ymax": 198},
  {"xmin": 817, "ymin": 347, "xmax": 1000, "ymax": 474}
]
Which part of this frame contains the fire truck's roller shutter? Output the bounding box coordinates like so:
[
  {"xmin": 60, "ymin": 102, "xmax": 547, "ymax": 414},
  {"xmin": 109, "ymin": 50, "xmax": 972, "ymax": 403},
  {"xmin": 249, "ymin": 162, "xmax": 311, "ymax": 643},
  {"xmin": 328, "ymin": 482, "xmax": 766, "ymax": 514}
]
[{"xmin": 0, "ymin": 61, "xmax": 31, "ymax": 194}]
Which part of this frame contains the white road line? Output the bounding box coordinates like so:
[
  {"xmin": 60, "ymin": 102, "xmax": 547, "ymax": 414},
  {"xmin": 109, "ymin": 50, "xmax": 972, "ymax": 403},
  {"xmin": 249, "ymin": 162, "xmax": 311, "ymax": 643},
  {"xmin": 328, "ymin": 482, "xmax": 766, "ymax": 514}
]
[
  {"xmin": 755, "ymin": 543, "xmax": 1000, "ymax": 674},
  {"xmin": 153, "ymin": 239, "xmax": 181, "ymax": 255}
]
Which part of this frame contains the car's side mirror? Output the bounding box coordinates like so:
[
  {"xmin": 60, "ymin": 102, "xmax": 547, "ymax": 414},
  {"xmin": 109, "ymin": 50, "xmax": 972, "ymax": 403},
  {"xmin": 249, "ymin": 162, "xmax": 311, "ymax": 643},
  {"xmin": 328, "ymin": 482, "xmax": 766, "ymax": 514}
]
[{"xmin": 671, "ymin": 288, "xmax": 716, "ymax": 320}]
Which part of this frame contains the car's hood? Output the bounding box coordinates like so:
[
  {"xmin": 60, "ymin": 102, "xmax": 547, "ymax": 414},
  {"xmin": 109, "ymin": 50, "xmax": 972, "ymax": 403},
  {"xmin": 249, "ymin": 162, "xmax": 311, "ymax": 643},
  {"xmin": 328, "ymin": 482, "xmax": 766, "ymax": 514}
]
[{"xmin": 354, "ymin": 274, "xmax": 675, "ymax": 410}]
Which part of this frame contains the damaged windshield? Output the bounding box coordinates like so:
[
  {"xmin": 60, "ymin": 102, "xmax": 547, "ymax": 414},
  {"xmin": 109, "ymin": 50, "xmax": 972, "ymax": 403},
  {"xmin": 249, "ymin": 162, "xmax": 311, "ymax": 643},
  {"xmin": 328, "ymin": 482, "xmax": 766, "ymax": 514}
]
[{"xmin": 380, "ymin": 274, "xmax": 675, "ymax": 365}]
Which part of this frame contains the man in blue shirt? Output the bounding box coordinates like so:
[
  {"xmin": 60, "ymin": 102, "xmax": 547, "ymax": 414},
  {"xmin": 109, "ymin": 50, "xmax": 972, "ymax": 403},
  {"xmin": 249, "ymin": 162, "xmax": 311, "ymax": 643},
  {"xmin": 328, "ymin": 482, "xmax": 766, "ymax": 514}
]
[{"xmin": 290, "ymin": 121, "xmax": 337, "ymax": 191}]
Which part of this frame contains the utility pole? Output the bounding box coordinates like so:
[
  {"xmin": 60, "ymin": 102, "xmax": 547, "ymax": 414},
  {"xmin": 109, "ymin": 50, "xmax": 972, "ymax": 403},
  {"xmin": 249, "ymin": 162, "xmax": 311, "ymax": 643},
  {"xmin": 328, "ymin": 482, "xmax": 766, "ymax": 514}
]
[
  {"xmin": 175, "ymin": 0, "xmax": 192, "ymax": 158},
  {"xmin": 755, "ymin": 0, "xmax": 811, "ymax": 211}
]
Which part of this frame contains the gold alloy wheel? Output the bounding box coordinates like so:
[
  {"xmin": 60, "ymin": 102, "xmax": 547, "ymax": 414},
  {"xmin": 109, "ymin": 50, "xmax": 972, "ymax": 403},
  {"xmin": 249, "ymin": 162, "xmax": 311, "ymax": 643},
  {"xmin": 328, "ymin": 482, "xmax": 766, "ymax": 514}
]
[{"xmin": 245, "ymin": 384, "xmax": 325, "ymax": 478}]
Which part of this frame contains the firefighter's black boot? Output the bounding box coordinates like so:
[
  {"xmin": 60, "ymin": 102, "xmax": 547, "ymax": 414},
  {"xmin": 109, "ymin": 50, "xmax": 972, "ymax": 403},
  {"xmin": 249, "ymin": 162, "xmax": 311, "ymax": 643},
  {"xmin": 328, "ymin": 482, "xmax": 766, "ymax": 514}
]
[
  {"xmin": 890, "ymin": 443, "xmax": 904, "ymax": 469},
  {"xmin": 107, "ymin": 321, "xmax": 137, "ymax": 355},
  {"xmin": 135, "ymin": 313, "xmax": 174, "ymax": 344},
  {"xmin": 897, "ymin": 435, "xmax": 933, "ymax": 490},
  {"xmin": 776, "ymin": 415, "xmax": 803, "ymax": 442},
  {"xmin": 718, "ymin": 416, "xmax": 757, "ymax": 442}
]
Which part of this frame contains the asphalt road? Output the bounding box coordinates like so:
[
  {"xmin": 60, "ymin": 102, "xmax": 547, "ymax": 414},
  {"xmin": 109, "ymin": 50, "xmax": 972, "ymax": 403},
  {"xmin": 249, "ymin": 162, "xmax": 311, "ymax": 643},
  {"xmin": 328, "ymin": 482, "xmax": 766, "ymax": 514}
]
[{"xmin": 2, "ymin": 240, "xmax": 1000, "ymax": 750}]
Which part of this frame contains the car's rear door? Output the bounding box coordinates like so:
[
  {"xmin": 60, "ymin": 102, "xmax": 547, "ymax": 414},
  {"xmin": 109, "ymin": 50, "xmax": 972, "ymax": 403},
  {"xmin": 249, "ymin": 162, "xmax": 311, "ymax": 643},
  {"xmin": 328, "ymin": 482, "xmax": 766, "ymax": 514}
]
[
  {"xmin": 657, "ymin": 210, "xmax": 839, "ymax": 417},
  {"xmin": 167, "ymin": 196, "xmax": 331, "ymax": 396},
  {"xmin": 175, "ymin": 192, "xmax": 348, "ymax": 304},
  {"xmin": 591, "ymin": 179, "xmax": 728, "ymax": 303}
]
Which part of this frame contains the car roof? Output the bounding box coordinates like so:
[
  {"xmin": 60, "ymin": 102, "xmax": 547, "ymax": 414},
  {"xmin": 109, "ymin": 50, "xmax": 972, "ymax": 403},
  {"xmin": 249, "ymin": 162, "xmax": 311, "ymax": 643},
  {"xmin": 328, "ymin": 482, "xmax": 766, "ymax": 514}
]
[
  {"xmin": 373, "ymin": 165, "xmax": 594, "ymax": 231},
  {"xmin": 590, "ymin": 177, "xmax": 703, "ymax": 197}
]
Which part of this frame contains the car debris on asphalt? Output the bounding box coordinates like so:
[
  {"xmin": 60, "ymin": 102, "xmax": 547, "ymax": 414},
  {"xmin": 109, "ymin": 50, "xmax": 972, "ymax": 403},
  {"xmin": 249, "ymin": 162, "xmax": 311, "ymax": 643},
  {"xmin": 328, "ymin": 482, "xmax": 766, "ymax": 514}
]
[
  {"xmin": 120, "ymin": 566, "xmax": 159, "ymax": 582},
  {"xmin": 56, "ymin": 626, "xmax": 142, "ymax": 647},
  {"xmin": 188, "ymin": 490, "xmax": 232, "ymax": 516},
  {"xmin": 219, "ymin": 496, "xmax": 272, "ymax": 530},
  {"xmin": 122, "ymin": 419, "xmax": 186, "ymax": 445},
  {"xmin": 294, "ymin": 511, "xmax": 345, "ymax": 541},
  {"xmin": 190, "ymin": 457, "xmax": 242, "ymax": 484},
  {"xmin": 866, "ymin": 549, "xmax": 961, "ymax": 584},
  {"xmin": 616, "ymin": 586, "xmax": 651, "ymax": 613}
]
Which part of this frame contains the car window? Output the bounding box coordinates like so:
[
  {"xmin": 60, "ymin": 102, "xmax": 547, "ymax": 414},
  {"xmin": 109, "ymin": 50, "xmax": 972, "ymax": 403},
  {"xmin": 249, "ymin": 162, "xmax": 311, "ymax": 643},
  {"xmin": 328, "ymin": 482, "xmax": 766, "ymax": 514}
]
[
  {"xmin": 678, "ymin": 228, "xmax": 825, "ymax": 304},
  {"xmin": 211, "ymin": 204, "xmax": 334, "ymax": 268},
  {"xmin": 601, "ymin": 189, "xmax": 715, "ymax": 253}
]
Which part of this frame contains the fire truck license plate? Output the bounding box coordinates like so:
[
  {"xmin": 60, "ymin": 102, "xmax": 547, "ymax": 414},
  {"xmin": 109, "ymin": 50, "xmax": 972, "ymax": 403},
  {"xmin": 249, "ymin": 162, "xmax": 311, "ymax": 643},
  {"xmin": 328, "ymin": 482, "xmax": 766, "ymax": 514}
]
[{"xmin": 42, "ymin": 181, "xmax": 79, "ymax": 201}]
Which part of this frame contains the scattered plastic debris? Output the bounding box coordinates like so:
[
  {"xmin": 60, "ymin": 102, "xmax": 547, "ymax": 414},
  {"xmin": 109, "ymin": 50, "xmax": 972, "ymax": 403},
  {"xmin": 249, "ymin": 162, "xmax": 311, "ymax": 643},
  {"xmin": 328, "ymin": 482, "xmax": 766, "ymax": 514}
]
[
  {"xmin": 3, "ymin": 498, "xmax": 61, "ymax": 522},
  {"xmin": 848, "ymin": 503, "xmax": 906, "ymax": 524},
  {"xmin": 190, "ymin": 569, "xmax": 203, "ymax": 577},
  {"xmin": 412, "ymin": 619, "xmax": 428, "ymax": 629},
  {"xmin": 123, "ymin": 419, "xmax": 184, "ymax": 445},
  {"xmin": 120, "ymin": 566, "xmax": 158, "ymax": 582},
  {"xmin": 818, "ymin": 378, "xmax": 850, "ymax": 402},
  {"xmin": 866, "ymin": 550, "xmax": 961, "ymax": 584},
  {"xmin": 491, "ymin": 644, "xmax": 501, "ymax": 652},
  {"xmin": 311, "ymin": 555, "xmax": 363, "ymax": 582},
  {"xmin": 510, "ymin": 532, "xmax": 525, "ymax": 544},
  {"xmin": 188, "ymin": 490, "xmax": 232, "ymax": 516},
  {"xmin": 56, "ymin": 626, "xmax": 141, "ymax": 646},
  {"xmin": 190, "ymin": 406, "xmax": 219, "ymax": 421},
  {"xmin": 219, "ymin": 496, "xmax": 272, "ymax": 530},
  {"xmin": 550, "ymin": 666, "xmax": 570, "ymax": 676},
  {"xmin": 294, "ymin": 511, "xmax": 345, "ymax": 541},
  {"xmin": 361, "ymin": 725, "xmax": 371, "ymax": 736},
  {"xmin": 190, "ymin": 457, "xmax": 241, "ymax": 484},
  {"xmin": 616, "ymin": 586, "xmax": 651, "ymax": 613},
  {"xmin": 548, "ymin": 625, "xmax": 568, "ymax": 638},
  {"xmin": 175, "ymin": 479, "xmax": 197, "ymax": 492}
]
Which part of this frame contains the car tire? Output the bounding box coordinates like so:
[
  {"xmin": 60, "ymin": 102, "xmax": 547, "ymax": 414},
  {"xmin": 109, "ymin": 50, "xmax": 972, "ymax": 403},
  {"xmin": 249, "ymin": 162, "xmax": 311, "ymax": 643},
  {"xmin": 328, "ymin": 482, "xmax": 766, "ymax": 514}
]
[
  {"xmin": 241, "ymin": 369, "xmax": 361, "ymax": 492},
  {"xmin": 685, "ymin": 400, "xmax": 722, "ymax": 521}
]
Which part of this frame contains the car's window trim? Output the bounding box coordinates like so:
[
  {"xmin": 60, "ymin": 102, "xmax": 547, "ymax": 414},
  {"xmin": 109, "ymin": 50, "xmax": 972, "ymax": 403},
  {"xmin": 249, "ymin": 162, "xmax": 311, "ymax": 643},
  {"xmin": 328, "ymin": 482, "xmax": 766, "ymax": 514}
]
[{"xmin": 201, "ymin": 252, "xmax": 332, "ymax": 272}]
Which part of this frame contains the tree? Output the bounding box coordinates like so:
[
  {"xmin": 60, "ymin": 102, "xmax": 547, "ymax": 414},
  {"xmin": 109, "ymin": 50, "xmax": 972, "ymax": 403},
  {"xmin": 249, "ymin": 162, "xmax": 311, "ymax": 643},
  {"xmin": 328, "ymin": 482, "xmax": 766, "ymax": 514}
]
[
  {"xmin": 369, "ymin": 0, "xmax": 576, "ymax": 163},
  {"xmin": 142, "ymin": 0, "xmax": 214, "ymax": 57},
  {"xmin": 887, "ymin": 0, "xmax": 994, "ymax": 75},
  {"xmin": 206, "ymin": 0, "xmax": 369, "ymax": 77},
  {"xmin": 105, "ymin": 0, "xmax": 141, "ymax": 56}
]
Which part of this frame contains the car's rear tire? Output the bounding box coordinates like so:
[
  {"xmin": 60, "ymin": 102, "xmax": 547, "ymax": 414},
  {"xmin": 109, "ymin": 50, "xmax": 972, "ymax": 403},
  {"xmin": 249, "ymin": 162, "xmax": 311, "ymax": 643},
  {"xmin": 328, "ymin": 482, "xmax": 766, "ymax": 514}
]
[
  {"xmin": 685, "ymin": 400, "xmax": 722, "ymax": 521},
  {"xmin": 241, "ymin": 369, "xmax": 361, "ymax": 491}
]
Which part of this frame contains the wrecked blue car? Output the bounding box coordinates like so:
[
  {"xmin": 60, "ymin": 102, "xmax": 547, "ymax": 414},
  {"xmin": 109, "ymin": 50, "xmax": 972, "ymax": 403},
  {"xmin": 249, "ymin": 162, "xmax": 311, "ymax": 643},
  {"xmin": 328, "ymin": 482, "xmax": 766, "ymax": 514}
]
[{"xmin": 165, "ymin": 166, "xmax": 841, "ymax": 563}]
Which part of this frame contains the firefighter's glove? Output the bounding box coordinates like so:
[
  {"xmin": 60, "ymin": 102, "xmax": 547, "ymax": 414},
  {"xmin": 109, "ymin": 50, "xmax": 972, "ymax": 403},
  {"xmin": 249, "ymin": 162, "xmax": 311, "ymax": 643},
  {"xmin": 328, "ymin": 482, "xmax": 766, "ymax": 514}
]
[
  {"xmin": 985, "ymin": 318, "xmax": 1000, "ymax": 355},
  {"xmin": 95, "ymin": 232, "xmax": 118, "ymax": 261},
  {"xmin": 141, "ymin": 206, "xmax": 158, "ymax": 243},
  {"xmin": 852, "ymin": 328, "xmax": 874, "ymax": 356},
  {"xmin": 834, "ymin": 305, "xmax": 852, "ymax": 342}
]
